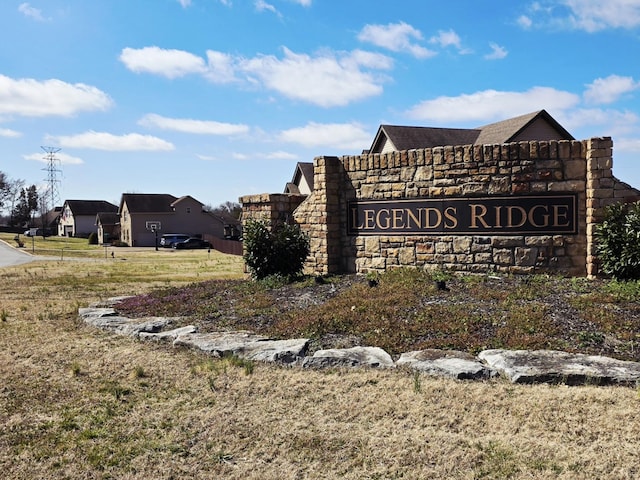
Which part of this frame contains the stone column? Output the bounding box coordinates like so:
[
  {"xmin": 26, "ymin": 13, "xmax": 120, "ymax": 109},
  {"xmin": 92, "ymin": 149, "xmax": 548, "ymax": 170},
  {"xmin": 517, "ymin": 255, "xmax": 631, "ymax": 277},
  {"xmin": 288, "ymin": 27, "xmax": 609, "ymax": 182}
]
[{"xmin": 585, "ymin": 137, "xmax": 613, "ymax": 278}]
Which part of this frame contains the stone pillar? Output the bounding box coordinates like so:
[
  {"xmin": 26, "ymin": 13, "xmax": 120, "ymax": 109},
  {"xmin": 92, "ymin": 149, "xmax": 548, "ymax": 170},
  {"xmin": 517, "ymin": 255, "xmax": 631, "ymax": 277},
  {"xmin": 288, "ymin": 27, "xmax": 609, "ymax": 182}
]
[
  {"xmin": 300, "ymin": 156, "xmax": 343, "ymax": 274},
  {"xmin": 585, "ymin": 137, "xmax": 613, "ymax": 278}
]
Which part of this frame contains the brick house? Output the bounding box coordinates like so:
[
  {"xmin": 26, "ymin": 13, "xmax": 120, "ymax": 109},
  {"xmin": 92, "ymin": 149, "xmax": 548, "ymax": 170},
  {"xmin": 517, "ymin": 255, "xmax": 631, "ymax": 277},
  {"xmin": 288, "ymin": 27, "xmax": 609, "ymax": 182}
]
[
  {"xmin": 118, "ymin": 193, "xmax": 226, "ymax": 247},
  {"xmin": 96, "ymin": 212, "xmax": 120, "ymax": 245},
  {"xmin": 58, "ymin": 200, "xmax": 118, "ymax": 237}
]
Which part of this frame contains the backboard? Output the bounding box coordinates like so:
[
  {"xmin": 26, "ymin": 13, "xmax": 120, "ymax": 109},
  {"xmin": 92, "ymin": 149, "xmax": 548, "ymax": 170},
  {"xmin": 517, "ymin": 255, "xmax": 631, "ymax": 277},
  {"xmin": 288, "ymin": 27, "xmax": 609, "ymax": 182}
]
[{"xmin": 146, "ymin": 221, "xmax": 161, "ymax": 231}]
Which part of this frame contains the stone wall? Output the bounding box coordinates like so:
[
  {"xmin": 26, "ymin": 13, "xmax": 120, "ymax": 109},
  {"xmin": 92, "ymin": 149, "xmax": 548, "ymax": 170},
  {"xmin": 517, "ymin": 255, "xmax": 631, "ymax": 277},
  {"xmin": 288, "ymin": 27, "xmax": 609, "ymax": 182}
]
[
  {"xmin": 239, "ymin": 193, "xmax": 306, "ymax": 226},
  {"xmin": 241, "ymin": 137, "xmax": 640, "ymax": 278}
]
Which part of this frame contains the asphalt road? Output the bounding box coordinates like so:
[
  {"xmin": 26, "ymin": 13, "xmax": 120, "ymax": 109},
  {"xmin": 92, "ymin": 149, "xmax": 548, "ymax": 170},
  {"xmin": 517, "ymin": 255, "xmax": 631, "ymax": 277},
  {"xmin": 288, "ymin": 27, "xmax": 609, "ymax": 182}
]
[{"xmin": 0, "ymin": 239, "xmax": 35, "ymax": 267}]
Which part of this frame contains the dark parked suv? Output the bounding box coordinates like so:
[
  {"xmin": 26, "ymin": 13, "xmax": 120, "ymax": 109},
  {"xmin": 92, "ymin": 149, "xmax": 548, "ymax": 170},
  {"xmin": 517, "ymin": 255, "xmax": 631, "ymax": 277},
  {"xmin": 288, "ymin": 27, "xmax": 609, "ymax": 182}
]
[
  {"xmin": 160, "ymin": 234, "xmax": 190, "ymax": 248},
  {"xmin": 172, "ymin": 237, "xmax": 211, "ymax": 249}
]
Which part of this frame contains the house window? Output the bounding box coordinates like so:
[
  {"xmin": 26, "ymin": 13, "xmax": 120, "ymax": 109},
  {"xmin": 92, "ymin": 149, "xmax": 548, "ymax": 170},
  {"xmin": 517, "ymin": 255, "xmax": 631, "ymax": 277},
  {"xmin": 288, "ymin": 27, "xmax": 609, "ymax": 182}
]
[{"xmin": 186, "ymin": 207, "xmax": 191, "ymax": 214}]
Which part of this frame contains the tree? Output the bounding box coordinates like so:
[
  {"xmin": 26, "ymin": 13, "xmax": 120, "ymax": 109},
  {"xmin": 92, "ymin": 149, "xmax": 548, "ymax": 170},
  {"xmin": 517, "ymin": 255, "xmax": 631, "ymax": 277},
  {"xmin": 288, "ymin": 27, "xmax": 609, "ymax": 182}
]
[
  {"xmin": 0, "ymin": 171, "xmax": 8, "ymax": 209},
  {"xmin": 6, "ymin": 178, "xmax": 25, "ymax": 226},
  {"xmin": 209, "ymin": 201, "xmax": 242, "ymax": 221},
  {"xmin": 11, "ymin": 185, "xmax": 39, "ymax": 227}
]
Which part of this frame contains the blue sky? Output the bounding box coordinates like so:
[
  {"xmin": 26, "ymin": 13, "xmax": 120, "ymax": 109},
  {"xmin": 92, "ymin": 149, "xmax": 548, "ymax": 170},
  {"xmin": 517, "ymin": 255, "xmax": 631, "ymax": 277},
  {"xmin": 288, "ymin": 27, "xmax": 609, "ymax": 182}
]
[{"xmin": 1, "ymin": 0, "xmax": 640, "ymax": 210}]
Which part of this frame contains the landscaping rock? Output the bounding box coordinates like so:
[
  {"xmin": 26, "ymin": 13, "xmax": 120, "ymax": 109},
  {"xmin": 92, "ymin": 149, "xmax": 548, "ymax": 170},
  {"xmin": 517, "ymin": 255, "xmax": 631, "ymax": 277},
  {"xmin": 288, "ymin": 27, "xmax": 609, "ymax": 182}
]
[
  {"xmin": 478, "ymin": 349, "xmax": 640, "ymax": 385},
  {"xmin": 237, "ymin": 338, "xmax": 310, "ymax": 364},
  {"xmin": 114, "ymin": 317, "xmax": 173, "ymax": 337},
  {"xmin": 173, "ymin": 332, "xmax": 309, "ymax": 365},
  {"xmin": 301, "ymin": 346, "xmax": 394, "ymax": 369},
  {"xmin": 397, "ymin": 349, "xmax": 495, "ymax": 380},
  {"xmin": 79, "ymin": 307, "xmax": 174, "ymax": 337},
  {"xmin": 78, "ymin": 305, "xmax": 640, "ymax": 387},
  {"xmin": 84, "ymin": 314, "xmax": 172, "ymax": 337},
  {"xmin": 140, "ymin": 325, "xmax": 198, "ymax": 342},
  {"xmin": 88, "ymin": 296, "xmax": 135, "ymax": 308},
  {"xmin": 78, "ymin": 307, "xmax": 117, "ymax": 319}
]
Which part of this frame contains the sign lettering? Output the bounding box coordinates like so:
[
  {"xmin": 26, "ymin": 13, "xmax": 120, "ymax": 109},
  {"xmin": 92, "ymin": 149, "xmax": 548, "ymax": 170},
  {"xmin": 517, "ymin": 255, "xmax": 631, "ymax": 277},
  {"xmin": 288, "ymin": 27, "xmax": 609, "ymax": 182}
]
[{"xmin": 347, "ymin": 195, "xmax": 577, "ymax": 235}]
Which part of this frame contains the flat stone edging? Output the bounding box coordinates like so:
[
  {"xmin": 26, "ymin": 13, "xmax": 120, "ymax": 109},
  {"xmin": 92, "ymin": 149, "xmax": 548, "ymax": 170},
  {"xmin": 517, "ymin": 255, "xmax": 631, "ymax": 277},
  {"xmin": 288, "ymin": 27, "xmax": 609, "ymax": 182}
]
[{"xmin": 78, "ymin": 300, "xmax": 640, "ymax": 387}]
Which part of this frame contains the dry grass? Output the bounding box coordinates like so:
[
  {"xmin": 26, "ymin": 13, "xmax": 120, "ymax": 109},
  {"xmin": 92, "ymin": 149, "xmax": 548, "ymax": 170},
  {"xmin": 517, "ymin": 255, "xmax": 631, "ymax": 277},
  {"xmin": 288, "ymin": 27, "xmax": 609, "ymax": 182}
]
[{"xmin": 1, "ymin": 242, "xmax": 640, "ymax": 479}]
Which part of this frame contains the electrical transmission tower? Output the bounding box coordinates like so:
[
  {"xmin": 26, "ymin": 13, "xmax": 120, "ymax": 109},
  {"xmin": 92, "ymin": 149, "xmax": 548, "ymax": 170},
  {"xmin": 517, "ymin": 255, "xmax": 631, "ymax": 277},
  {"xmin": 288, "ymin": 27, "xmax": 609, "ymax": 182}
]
[{"xmin": 41, "ymin": 146, "xmax": 62, "ymax": 212}]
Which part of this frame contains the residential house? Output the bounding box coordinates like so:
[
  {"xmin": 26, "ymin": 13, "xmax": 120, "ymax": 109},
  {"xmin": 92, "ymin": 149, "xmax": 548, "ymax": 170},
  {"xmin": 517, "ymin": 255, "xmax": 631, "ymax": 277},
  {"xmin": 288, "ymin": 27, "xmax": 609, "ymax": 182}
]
[
  {"xmin": 367, "ymin": 110, "xmax": 574, "ymax": 154},
  {"xmin": 118, "ymin": 193, "xmax": 226, "ymax": 247},
  {"xmin": 58, "ymin": 200, "xmax": 118, "ymax": 237},
  {"xmin": 41, "ymin": 206, "xmax": 62, "ymax": 233},
  {"xmin": 96, "ymin": 212, "xmax": 120, "ymax": 245},
  {"xmin": 284, "ymin": 162, "xmax": 314, "ymax": 195}
]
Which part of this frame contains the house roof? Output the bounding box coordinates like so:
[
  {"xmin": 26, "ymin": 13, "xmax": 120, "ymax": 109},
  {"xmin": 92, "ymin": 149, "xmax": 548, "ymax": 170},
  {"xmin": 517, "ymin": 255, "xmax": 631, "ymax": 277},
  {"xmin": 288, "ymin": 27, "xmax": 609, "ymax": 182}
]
[
  {"xmin": 171, "ymin": 195, "xmax": 203, "ymax": 208},
  {"xmin": 96, "ymin": 212, "xmax": 120, "ymax": 226},
  {"xmin": 371, "ymin": 126, "xmax": 481, "ymax": 152},
  {"xmin": 119, "ymin": 193, "xmax": 179, "ymax": 213},
  {"xmin": 474, "ymin": 110, "xmax": 575, "ymax": 145},
  {"xmin": 64, "ymin": 200, "xmax": 118, "ymax": 216},
  {"xmin": 368, "ymin": 110, "xmax": 574, "ymax": 153},
  {"xmin": 285, "ymin": 162, "xmax": 315, "ymax": 194}
]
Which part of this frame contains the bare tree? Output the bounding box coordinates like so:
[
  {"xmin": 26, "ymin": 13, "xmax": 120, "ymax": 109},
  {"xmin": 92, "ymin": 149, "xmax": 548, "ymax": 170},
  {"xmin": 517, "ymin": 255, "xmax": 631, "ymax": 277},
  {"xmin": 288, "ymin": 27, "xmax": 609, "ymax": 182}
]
[{"xmin": 208, "ymin": 201, "xmax": 242, "ymax": 221}]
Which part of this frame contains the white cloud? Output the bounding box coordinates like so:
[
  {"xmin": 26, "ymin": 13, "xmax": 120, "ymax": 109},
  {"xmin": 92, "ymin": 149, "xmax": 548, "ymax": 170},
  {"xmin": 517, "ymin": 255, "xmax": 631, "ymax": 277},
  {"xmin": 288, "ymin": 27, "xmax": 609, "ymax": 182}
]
[
  {"xmin": 279, "ymin": 122, "xmax": 371, "ymax": 150},
  {"xmin": 583, "ymin": 75, "xmax": 640, "ymax": 105},
  {"xmin": 0, "ymin": 75, "xmax": 113, "ymax": 117},
  {"xmin": 616, "ymin": 137, "xmax": 640, "ymax": 153},
  {"xmin": 406, "ymin": 87, "xmax": 580, "ymax": 123},
  {"xmin": 23, "ymin": 151, "xmax": 84, "ymax": 165},
  {"xmin": 177, "ymin": 0, "xmax": 191, "ymax": 7},
  {"xmin": 430, "ymin": 29, "xmax": 461, "ymax": 49},
  {"xmin": 240, "ymin": 47, "xmax": 390, "ymax": 107},
  {"xmin": 196, "ymin": 154, "xmax": 218, "ymax": 161},
  {"xmin": 517, "ymin": 15, "xmax": 533, "ymax": 29},
  {"xmin": 519, "ymin": 0, "xmax": 640, "ymax": 31},
  {"xmin": 566, "ymin": 0, "xmax": 640, "ymax": 31},
  {"xmin": 50, "ymin": 131, "xmax": 175, "ymax": 151},
  {"xmin": 122, "ymin": 46, "xmax": 391, "ymax": 107},
  {"xmin": 255, "ymin": 0, "xmax": 281, "ymax": 16},
  {"xmin": 484, "ymin": 42, "xmax": 508, "ymax": 60},
  {"xmin": 138, "ymin": 113, "xmax": 249, "ymax": 135},
  {"xmin": 18, "ymin": 3, "xmax": 48, "ymax": 22},
  {"xmin": 290, "ymin": 0, "xmax": 311, "ymax": 6},
  {"xmin": 358, "ymin": 22, "xmax": 436, "ymax": 59},
  {"xmin": 428, "ymin": 29, "xmax": 474, "ymax": 54},
  {"xmin": 559, "ymin": 108, "xmax": 640, "ymax": 136},
  {"xmin": 265, "ymin": 150, "xmax": 299, "ymax": 160},
  {"xmin": 0, "ymin": 128, "xmax": 21, "ymax": 138},
  {"xmin": 119, "ymin": 46, "xmax": 207, "ymax": 79},
  {"xmin": 205, "ymin": 50, "xmax": 238, "ymax": 84}
]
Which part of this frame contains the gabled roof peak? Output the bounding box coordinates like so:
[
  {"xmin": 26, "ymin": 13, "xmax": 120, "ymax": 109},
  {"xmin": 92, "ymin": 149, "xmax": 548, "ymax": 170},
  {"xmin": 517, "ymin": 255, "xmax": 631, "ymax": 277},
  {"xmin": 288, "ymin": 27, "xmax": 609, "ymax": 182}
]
[{"xmin": 369, "ymin": 109, "xmax": 574, "ymax": 154}]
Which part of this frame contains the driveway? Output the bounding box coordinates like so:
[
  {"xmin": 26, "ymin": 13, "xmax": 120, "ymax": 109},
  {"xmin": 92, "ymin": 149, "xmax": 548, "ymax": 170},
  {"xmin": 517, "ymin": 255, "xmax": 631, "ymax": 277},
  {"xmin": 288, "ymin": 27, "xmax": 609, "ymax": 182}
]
[{"xmin": 0, "ymin": 239, "xmax": 35, "ymax": 267}]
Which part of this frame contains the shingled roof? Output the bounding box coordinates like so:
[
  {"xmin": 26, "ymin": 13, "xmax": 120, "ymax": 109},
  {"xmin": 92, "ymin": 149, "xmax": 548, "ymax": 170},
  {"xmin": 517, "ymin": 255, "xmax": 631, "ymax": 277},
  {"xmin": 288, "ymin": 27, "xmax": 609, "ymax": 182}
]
[
  {"xmin": 96, "ymin": 212, "xmax": 120, "ymax": 226},
  {"xmin": 371, "ymin": 126, "xmax": 481, "ymax": 152},
  {"xmin": 64, "ymin": 200, "xmax": 118, "ymax": 216},
  {"xmin": 285, "ymin": 162, "xmax": 315, "ymax": 194},
  {"xmin": 474, "ymin": 110, "xmax": 574, "ymax": 145},
  {"xmin": 119, "ymin": 194, "xmax": 179, "ymax": 213},
  {"xmin": 368, "ymin": 110, "xmax": 574, "ymax": 154}
]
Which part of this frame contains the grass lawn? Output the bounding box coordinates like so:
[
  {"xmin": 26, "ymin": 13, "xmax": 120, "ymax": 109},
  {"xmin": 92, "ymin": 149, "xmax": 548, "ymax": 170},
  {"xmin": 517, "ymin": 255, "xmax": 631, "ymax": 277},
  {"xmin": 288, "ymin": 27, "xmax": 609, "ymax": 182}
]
[{"xmin": 1, "ymin": 236, "xmax": 640, "ymax": 479}]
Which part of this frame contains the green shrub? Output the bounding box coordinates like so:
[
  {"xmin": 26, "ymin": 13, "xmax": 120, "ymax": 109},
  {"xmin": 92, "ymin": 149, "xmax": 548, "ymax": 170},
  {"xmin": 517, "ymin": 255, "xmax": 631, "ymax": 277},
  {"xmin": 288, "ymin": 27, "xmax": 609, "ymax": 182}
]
[
  {"xmin": 243, "ymin": 219, "xmax": 310, "ymax": 280},
  {"xmin": 88, "ymin": 232, "xmax": 98, "ymax": 245},
  {"xmin": 595, "ymin": 202, "xmax": 640, "ymax": 280}
]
